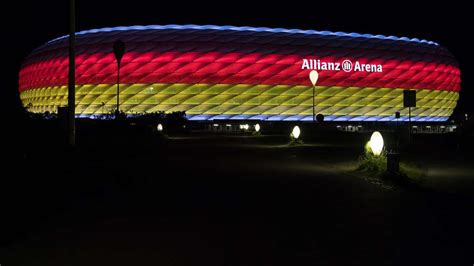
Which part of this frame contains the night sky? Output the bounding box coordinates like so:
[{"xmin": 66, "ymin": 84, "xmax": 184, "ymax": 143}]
[{"xmin": 4, "ymin": 0, "xmax": 472, "ymax": 119}]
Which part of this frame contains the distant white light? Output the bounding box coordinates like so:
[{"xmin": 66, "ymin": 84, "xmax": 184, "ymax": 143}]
[
  {"xmin": 157, "ymin": 123, "xmax": 163, "ymax": 132},
  {"xmin": 226, "ymin": 124, "xmax": 232, "ymax": 127},
  {"xmin": 291, "ymin": 126, "xmax": 301, "ymax": 139},
  {"xmin": 368, "ymin": 131, "xmax": 384, "ymax": 156},
  {"xmin": 309, "ymin": 70, "xmax": 319, "ymax": 86},
  {"xmin": 213, "ymin": 123, "xmax": 219, "ymax": 127},
  {"xmin": 254, "ymin": 123, "xmax": 260, "ymax": 132},
  {"xmin": 240, "ymin": 124, "xmax": 249, "ymax": 130}
]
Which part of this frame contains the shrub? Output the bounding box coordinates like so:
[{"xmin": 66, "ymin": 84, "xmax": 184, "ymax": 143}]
[
  {"xmin": 358, "ymin": 141, "xmax": 387, "ymax": 175},
  {"xmin": 289, "ymin": 136, "xmax": 304, "ymax": 146}
]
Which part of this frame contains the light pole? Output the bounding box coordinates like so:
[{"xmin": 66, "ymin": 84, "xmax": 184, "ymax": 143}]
[
  {"xmin": 309, "ymin": 70, "xmax": 319, "ymax": 122},
  {"xmin": 395, "ymin": 111, "xmax": 400, "ymax": 151},
  {"xmin": 113, "ymin": 40, "xmax": 125, "ymax": 116},
  {"xmin": 67, "ymin": 0, "xmax": 75, "ymax": 146}
]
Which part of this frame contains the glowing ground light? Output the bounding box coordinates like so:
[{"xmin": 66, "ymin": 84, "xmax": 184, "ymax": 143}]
[
  {"xmin": 291, "ymin": 126, "xmax": 301, "ymax": 139},
  {"xmin": 157, "ymin": 123, "xmax": 163, "ymax": 132},
  {"xmin": 240, "ymin": 124, "xmax": 249, "ymax": 130},
  {"xmin": 369, "ymin": 131, "xmax": 384, "ymax": 156},
  {"xmin": 309, "ymin": 70, "xmax": 319, "ymax": 86},
  {"xmin": 254, "ymin": 123, "xmax": 260, "ymax": 132}
]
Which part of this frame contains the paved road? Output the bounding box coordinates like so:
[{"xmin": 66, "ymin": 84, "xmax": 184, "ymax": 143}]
[
  {"xmin": 2, "ymin": 135, "xmax": 473, "ymax": 265},
  {"xmin": 421, "ymin": 161, "xmax": 474, "ymax": 195}
]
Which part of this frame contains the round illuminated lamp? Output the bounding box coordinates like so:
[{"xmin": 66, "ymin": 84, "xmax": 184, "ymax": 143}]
[
  {"xmin": 254, "ymin": 123, "xmax": 260, "ymax": 132},
  {"xmin": 369, "ymin": 131, "xmax": 384, "ymax": 156},
  {"xmin": 291, "ymin": 126, "xmax": 301, "ymax": 139},
  {"xmin": 157, "ymin": 123, "xmax": 163, "ymax": 132}
]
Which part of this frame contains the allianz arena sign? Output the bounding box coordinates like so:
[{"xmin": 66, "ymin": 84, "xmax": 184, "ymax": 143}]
[{"xmin": 301, "ymin": 59, "xmax": 383, "ymax": 73}]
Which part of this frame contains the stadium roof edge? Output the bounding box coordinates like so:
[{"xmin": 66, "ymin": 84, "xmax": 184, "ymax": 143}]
[{"xmin": 46, "ymin": 24, "xmax": 439, "ymax": 46}]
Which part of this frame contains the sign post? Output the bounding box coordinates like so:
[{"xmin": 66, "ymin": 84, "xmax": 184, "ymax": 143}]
[
  {"xmin": 387, "ymin": 111, "xmax": 402, "ymax": 175},
  {"xmin": 403, "ymin": 90, "xmax": 416, "ymax": 143}
]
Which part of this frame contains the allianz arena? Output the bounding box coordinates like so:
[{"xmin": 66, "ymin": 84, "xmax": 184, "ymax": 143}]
[{"xmin": 19, "ymin": 25, "xmax": 460, "ymax": 122}]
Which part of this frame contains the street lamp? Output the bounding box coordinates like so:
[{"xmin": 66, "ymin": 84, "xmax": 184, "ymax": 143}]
[
  {"xmin": 113, "ymin": 40, "xmax": 125, "ymax": 115},
  {"xmin": 309, "ymin": 70, "xmax": 319, "ymax": 122}
]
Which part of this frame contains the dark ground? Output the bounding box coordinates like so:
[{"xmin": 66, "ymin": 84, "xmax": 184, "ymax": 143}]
[{"xmin": 1, "ymin": 121, "xmax": 474, "ymax": 265}]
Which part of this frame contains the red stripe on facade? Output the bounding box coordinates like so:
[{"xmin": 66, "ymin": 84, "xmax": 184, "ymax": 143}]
[{"xmin": 19, "ymin": 51, "xmax": 461, "ymax": 92}]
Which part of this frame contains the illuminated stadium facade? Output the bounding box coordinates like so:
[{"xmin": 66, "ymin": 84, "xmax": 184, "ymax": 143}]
[{"xmin": 19, "ymin": 25, "xmax": 460, "ymax": 122}]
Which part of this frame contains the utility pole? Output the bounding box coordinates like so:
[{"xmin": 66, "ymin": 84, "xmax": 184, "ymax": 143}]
[{"xmin": 68, "ymin": 0, "xmax": 76, "ymax": 146}]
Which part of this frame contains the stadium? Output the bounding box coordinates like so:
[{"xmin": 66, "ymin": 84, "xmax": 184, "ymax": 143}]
[{"xmin": 19, "ymin": 25, "xmax": 460, "ymax": 122}]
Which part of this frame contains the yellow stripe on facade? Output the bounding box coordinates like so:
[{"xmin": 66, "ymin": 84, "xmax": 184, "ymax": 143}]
[{"xmin": 20, "ymin": 83, "xmax": 459, "ymax": 118}]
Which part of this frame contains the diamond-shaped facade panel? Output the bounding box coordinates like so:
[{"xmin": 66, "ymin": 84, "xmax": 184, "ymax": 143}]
[{"xmin": 19, "ymin": 25, "xmax": 460, "ymax": 121}]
